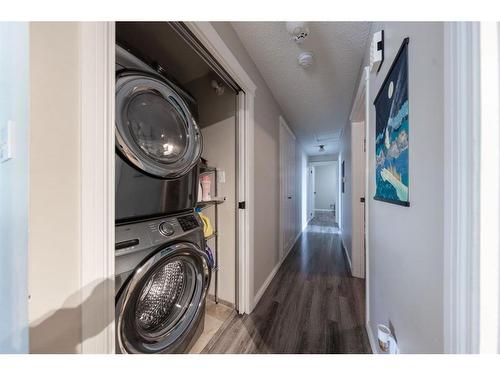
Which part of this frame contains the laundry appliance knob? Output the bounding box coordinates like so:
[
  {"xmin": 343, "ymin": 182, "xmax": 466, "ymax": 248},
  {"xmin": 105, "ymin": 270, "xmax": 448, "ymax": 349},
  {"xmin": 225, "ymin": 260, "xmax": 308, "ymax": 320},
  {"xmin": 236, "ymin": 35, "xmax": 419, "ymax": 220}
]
[{"xmin": 159, "ymin": 222, "xmax": 175, "ymax": 237}]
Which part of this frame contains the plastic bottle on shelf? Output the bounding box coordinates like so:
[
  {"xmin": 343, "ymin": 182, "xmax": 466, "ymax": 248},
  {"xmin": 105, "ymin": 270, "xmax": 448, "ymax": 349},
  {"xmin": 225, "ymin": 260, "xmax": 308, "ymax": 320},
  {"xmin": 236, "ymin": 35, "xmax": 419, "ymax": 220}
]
[{"xmin": 201, "ymin": 175, "xmax": 211, "ymax": 201}]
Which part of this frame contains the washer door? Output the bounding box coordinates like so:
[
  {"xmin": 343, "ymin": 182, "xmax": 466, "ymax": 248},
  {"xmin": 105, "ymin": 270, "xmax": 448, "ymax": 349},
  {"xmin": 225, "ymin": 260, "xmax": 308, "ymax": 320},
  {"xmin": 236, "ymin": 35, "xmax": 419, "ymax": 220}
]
[
  {"xmin": 116, "ymin": 71, "xmax": 202, "ymax": 179},
  {"xmin": 116, "ymin": 242, "xmax": 210, "ymax": 354}
]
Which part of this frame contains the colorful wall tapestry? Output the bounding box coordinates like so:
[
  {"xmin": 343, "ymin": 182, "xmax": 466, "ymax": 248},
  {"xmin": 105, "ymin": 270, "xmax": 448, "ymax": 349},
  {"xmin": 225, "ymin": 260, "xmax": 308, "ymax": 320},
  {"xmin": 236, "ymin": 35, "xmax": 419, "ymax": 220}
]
[{"xmin": 374, "ymin": 38, "xmax": 410, "ymax": 207}]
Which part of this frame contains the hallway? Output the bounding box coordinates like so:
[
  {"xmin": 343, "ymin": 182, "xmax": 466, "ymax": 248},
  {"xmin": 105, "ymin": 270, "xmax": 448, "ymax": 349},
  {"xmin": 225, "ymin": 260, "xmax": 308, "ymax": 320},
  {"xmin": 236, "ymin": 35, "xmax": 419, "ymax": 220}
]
[{"xmin": 201, "ymin": 218, "xmax": 370, "ymax": 353}]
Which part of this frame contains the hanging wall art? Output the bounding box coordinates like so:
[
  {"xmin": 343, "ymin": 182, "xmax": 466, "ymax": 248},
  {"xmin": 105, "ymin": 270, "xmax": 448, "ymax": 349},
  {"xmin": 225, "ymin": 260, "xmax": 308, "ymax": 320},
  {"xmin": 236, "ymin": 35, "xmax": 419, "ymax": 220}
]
[{"xmin": 374, "ymin": 37, "xmax": 410, "ymax": 207}]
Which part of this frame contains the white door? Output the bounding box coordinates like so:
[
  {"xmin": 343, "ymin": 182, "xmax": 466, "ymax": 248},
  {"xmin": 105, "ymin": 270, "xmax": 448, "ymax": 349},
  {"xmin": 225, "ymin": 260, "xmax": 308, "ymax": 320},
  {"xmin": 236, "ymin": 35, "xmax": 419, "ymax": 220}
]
[
  {"xmin": 351, "ymin": 121, "xmax": 366, "ymax": 278},
  {"xmin": 287, "ymin": 133, "xmax": 296, "ymax": 251},
  {"xmin": 279, "ymin": 117, "xmax": 296, "ymax": 259}
]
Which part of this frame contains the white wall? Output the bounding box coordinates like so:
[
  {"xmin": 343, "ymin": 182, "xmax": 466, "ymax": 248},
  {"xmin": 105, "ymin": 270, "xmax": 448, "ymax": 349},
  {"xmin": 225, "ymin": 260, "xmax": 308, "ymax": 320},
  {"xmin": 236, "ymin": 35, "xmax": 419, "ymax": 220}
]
[
  {"xmin": 358, "ymin": 22, "xmax": 445, "ymax": 353},
  {"xmin": 28, "ymin": 22, "xmax": 82, "ymax": 353},
  {"xmin": 314, "ymin": 163, "xmax": 337, "ymax": 211},
  {"xmin": 201, "ymin": 117, "xmax": 237, "ymax": 305},
  {"xmin": 0, "ymin": 22, "xmax": 30, "ymax": 354}
]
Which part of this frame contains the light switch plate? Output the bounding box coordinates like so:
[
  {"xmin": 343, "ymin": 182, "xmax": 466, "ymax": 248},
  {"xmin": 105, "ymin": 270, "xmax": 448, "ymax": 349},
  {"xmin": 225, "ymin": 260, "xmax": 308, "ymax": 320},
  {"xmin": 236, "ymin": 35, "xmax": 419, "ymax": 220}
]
[
  {"xmin": 370, "ymin": 30, "xmax": 384, "ymax": 73},
  {"xmin": 217, "ymin": 170, "xmax": 226, "ymax": 184},
  {"xmin": 0, "ymin": 120, "xmax": 14, "ymax": 163}
]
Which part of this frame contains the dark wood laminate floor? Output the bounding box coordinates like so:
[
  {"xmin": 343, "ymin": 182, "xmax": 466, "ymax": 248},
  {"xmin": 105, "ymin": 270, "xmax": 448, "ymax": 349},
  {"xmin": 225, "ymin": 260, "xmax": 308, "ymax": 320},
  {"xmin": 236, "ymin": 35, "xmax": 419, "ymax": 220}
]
[{"xmin": 202, "ymin": 219, "xmax": 371, "ymax": 354}]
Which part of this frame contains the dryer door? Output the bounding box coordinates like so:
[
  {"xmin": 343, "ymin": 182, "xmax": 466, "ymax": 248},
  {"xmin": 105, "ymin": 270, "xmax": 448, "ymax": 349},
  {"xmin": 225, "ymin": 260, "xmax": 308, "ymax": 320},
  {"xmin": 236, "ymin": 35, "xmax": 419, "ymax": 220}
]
[
  {"xmin": 116, "ymin": 242, "xmax": 210, "ymax": 354},
  {"xmin": 116, "ymin": 71, "xmax": 202, "ymax": 179}
]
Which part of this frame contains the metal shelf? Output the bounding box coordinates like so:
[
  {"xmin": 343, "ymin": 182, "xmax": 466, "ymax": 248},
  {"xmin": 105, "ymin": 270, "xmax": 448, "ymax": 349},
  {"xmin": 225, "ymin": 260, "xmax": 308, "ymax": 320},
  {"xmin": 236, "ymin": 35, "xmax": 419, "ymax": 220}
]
[
  {"xmin": 199, "ymin": 164, "xmax": 222, "ymax": 304},
  {"xmin": 199, "ymin": 165, "xmax": 217, "ymax": 175},
  {"xmin": 196, "ymin": 199, "xmax": 225, "ymax": 210},
  {"xmin": 205, "ymin": 232, "xmax": 218, "ymax": 241}
]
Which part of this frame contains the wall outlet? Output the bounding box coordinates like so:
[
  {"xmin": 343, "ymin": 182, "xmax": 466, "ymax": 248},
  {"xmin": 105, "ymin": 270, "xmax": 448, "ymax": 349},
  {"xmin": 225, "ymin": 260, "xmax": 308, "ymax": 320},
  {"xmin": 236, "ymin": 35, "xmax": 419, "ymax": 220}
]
[{"xmin": 0, "ymin": 120, "xmax": 14, "ymax": 163}]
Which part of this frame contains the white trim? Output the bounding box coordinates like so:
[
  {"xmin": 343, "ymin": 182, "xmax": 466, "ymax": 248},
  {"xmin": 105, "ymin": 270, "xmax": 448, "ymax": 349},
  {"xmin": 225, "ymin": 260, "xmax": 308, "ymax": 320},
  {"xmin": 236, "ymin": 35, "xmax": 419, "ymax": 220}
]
[
  {"xmin": 304, "ymin": 216, "xmax": 313, "ymax": 231},
  {"xmin": 79, "ymin": 22, "xmax": 115, "ymax": 354},
  {"xmin": 363, "ymin": 66, "xmax": 371, "ymax": 325},
  {"xmin": 443, "ymin": 22, "xmax": 482, "ymax": 354},
  {"xmin": 185, "ymin": 22, "xmax": 256, "ymax": 315},
  {"xmin": 349, "ymin": 66, "xmax": 370, "ymax": 322},
  {"xmin": 279, "ymin": 115, "xmax": 296, "ymax": 140},
  {"xmin": 366, "ymin": 322, "xmax": 378, "ymax": 354},
  {"xmin": 252, "ymin": 230, "xmax": 301, "ymax": 309},
  {"xmin": 341, "ymin": 238, "xmax": 353, "ymax": 274},
  {"xmin": 308, "ymin": 160, "xmax": 337, "ymax": 167},
  {"xmin": 479, "ymin": 21, "xmax": 500, "ymax": 354},
  {"xmin": 313, "ymin": 208, "xmax": 333, "ymax": 212}
]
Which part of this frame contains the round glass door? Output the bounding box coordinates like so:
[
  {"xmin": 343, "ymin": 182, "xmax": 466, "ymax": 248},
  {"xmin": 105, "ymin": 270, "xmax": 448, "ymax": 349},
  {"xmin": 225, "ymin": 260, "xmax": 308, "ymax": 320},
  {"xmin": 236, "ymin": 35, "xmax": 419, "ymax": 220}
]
[
  {"xmin": 116, "ymin": 242, "xmax": 210, "ymax": 354},
  {"xmin": 116, "ymin": 71, "xmax": 202, "ymax": 179}
]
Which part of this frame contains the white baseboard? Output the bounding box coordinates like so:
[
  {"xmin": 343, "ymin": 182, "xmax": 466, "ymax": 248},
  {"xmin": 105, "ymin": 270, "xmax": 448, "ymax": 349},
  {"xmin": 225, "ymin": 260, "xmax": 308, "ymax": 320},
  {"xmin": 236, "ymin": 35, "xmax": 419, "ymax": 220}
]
[
  {"xmin": 303, "ymin": 216, "xmax": 313, "ymax": 231},
  {"xmin": 252, "ymin": 230, "xmax": 302, "ymax": 310},
  {"xmin": 366, "ymin": 321, "xmax": 378, "ymax": 354},
  {"xmin": 341, "ymin": 238, "xmax": 353, "ymax": 274}
]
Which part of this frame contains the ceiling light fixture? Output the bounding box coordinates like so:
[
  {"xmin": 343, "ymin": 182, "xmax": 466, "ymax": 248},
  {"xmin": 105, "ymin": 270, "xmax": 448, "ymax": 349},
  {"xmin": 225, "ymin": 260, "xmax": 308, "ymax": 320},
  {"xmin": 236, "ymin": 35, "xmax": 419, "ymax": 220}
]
[
  {"xmin": 211, "ymin": 80, "xmax": 225, "ymax": 96},
  {"xmin": 286, "ymin": 22, "xmax": 310, "ymax": 44}
]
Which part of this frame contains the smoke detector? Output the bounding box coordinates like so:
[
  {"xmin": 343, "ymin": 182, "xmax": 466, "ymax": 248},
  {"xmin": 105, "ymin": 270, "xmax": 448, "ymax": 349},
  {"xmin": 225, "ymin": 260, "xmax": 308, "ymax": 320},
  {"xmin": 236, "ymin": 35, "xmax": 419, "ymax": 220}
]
[
  {"xmin": 286, "ymin": 22, "xmax": 310, "ymax": 43},
  {"xmin": 298, "ymin": 51, "xmax": 314, "ymax": 68}
]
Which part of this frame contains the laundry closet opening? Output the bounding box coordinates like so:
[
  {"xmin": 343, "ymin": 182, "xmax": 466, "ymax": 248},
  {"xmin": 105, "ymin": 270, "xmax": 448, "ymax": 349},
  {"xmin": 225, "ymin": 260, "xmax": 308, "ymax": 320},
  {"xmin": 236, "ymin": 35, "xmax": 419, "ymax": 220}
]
[{"xmin": 115, "ymin": 22, "xmax": 241, "ymax": 354}]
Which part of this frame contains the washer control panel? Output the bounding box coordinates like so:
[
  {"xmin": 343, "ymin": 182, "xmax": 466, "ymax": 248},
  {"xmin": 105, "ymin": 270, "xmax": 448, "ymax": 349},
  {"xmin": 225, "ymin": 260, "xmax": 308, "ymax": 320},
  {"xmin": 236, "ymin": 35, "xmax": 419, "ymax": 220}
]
[
  {"xmin": 177, "ymin": 215, "xmax": 199, "ymax": 232},
  {"xmin": 158, "ymin": 221, "xmax": 175, "ymax": 237}
]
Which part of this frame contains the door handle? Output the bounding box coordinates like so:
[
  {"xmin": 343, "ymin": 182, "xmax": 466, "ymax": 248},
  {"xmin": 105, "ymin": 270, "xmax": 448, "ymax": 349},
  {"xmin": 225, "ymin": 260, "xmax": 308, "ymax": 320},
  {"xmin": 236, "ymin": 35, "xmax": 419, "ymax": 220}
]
[{"xmin": 288, "ymin": 196, "xmax": 292, "ymax": 199}]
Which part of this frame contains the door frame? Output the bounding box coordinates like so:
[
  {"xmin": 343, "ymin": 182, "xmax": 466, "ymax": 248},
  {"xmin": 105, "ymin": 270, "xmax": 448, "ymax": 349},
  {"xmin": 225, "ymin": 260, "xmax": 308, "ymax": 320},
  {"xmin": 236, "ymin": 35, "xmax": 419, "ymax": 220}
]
[
  {"xmin": 79, "ymin": 21, "xmax": 257, "ymax": 353},
  {"xmin": 443, "ymin": 21, "xmax": 481, "ymax": 354},
  {"xmin": 349, "ymin": 65, "xmax": 371, "ymax": 341},
  {"xmin": 185, "ymin": 22, "xmax": 257, "ymax": 316},
  {"xmin": 308, "ymin": 160, "xmax": 339, "ymax": 224},
  {"xmin": 307, "ymin": 165, "xmax": 315, "ymax": 224},
  {"xmin": 80, "ymin": 22, "xmax": 116, "ymax": 354},
  {"xmin": 443, "ymin": 21, "xmax": 500, "ymax": 354}
]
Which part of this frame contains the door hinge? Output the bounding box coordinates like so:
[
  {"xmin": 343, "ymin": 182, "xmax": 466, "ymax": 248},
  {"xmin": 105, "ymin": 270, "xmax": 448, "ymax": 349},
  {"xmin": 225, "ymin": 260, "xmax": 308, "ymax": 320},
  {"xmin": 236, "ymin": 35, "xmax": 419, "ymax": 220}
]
[{"xmin": 238, "ymin": 201, "xmax": 246, "ymax": 209}]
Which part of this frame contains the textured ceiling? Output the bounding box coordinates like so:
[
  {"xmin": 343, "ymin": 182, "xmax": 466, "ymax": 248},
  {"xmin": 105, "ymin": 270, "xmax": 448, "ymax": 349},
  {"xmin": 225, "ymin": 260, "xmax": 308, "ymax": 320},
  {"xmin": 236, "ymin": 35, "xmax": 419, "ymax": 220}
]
[{"xmin": 231, "ymin": 22, "xmax": 371, "ymax": 156}]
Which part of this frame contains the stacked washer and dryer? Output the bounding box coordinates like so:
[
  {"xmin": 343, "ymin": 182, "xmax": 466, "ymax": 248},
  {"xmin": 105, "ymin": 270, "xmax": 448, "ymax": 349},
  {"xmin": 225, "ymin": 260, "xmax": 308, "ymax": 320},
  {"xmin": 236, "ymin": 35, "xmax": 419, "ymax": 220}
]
[{"xmin": 114, "ymin": 45, "xmax": 210, "ymax": 354}]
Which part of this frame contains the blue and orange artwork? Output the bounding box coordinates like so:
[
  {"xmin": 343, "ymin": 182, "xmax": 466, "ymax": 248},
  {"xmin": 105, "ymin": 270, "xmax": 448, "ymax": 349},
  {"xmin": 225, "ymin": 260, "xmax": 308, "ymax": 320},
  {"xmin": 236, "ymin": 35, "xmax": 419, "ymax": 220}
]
[{"xmin": 374, "ymin": 38, "xmax": 410, "ymax": 207}]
